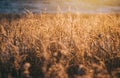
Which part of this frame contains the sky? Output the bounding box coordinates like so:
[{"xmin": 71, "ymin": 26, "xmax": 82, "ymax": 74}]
[
  {"xmin": 82, "ymin": 0, "xmax": 120, "ymax": 6},
  {"xmin": 0, "ymin": 0, "xmax": 120, "ymax": 13},
  {"xmin": 59, "ymin": 0, "xmax": 120, "ymax": 6},
  {"xmin": 54, "ymin": 0, "xmax": 120, "ymax": 13}
]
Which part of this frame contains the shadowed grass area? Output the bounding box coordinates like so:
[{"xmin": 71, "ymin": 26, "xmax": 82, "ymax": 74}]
[{"xmin": 0, "ymin": 13, "xmax": 120, "ymax": 78}]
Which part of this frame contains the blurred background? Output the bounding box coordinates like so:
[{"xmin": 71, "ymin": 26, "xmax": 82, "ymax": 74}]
[{"xmin": 0, "ymin": 0, "xmax": 120, "ymax": 14}]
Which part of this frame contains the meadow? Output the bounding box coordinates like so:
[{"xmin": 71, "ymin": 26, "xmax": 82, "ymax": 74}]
[{"xmin": 0, "ymin": 13, "xmax": 120, "ymax": 78}]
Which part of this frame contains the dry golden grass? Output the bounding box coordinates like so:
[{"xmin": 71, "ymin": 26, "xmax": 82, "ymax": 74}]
[{"xmin": 0, "ymin": 13, "xmax": 120, "ymax": 78}]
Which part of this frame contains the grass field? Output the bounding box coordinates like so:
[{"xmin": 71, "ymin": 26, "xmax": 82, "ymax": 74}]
[{"xmin": 0, "ymin": 13, "xmax": 120, "ymax": 78}]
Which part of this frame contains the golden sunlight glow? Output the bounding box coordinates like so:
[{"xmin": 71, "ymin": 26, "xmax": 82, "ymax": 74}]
[
  {"xmin": 82, "ymin": 0, "xmax": 120, "ymax": 6},
  {"xmin": 64, "ymin": 0, "xmax": 120, "ymax": 6}
]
